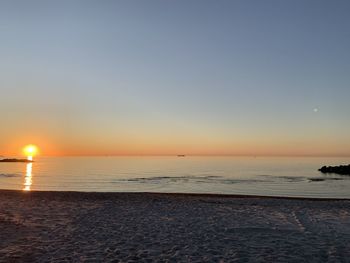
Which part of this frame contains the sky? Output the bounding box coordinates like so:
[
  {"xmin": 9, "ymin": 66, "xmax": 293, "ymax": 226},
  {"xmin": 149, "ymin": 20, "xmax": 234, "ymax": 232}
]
[{"xmin": 0, "ymin": 0, "xmax": 350, "ymax": 156}]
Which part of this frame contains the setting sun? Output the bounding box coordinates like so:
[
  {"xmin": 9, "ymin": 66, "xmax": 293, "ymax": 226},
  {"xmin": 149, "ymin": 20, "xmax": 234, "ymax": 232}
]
[{"xmin": 23, "ymin": 145, "xmax": 39, "ymax": 160}]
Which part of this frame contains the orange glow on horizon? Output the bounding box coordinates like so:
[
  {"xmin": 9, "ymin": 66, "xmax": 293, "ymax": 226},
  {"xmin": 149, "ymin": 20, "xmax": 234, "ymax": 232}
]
[{"xmin": 1, "ymin": 135, "xmax": 349, "ymax": 158}]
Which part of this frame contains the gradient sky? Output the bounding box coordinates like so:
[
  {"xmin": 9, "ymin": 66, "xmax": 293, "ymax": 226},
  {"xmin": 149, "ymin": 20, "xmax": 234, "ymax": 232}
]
[{"xmin": 1, "ymin": 0, "xmax": 350, "ymax": 156}]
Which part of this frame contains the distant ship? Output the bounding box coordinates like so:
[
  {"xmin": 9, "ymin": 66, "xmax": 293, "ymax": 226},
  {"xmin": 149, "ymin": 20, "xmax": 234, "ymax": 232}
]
[{"xmin": 177, "ymin": 155, "xmax": 186, "ymax": 157}]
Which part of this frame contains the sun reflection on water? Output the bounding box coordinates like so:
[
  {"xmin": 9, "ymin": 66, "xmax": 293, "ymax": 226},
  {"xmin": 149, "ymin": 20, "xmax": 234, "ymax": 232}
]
[{"xmin": 23, "ymin": 162, "xmax": 33, "ymax": 191}]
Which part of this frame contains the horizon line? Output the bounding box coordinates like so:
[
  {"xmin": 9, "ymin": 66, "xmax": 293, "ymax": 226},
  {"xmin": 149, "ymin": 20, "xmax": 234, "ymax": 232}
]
[{"xmin": 2, "ymin": 154, "xmax": 350, "ymax": 158}]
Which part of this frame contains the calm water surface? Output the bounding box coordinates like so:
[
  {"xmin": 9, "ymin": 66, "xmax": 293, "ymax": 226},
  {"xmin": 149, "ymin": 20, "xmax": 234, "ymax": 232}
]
[{"xmin": 0, "ymin": 156, "xmax": 349, "ymax": 198}]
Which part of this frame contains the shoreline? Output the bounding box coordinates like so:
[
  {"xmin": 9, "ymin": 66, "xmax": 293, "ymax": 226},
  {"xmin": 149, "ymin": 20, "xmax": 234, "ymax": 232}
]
[{"xmin": 1, "ymin": 189, "xmax": 349, "ymax": 201}]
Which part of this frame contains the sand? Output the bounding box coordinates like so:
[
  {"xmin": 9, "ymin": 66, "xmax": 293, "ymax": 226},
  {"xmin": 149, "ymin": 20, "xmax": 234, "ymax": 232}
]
[{"xmin": 0, "ymin": 190, "xmax": 349, "ymax": 262}]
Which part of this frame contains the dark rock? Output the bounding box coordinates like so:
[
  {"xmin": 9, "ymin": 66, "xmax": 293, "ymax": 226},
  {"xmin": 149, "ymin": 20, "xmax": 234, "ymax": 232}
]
[{"xmin": 319, "ymin": 165, "xmax": 350, "ymax": 175}]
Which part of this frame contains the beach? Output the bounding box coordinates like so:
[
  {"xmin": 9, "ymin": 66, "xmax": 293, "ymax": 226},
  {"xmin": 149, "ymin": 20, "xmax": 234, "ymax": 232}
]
[{"xmin": 0, "ymin": 190, "xmax": 349, "ymax": 262}]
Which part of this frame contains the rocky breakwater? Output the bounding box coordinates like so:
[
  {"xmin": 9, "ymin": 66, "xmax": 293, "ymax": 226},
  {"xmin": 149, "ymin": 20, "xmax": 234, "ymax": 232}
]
[
  {"xmin": 319, "ymin": 165, "xmax": 350, "ymax": 175},
  {"xmin": 0, "ymin": 158, "xmax": 33, "ymax": 163}
]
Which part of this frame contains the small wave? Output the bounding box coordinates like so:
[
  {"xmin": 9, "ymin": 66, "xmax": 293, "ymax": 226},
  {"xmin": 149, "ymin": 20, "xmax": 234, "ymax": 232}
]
[
  {"xmin": 0, "ymin": 173, "xmax": 20, "ymax": 178},
  {"xmin": 260, "ymin": 174, "xmax": 346, "ymax": 183},
  {"xmin": 118, "ymin": 175, "xmax": 222, "ymax": 183},
  {"xmin": 277, "ymin": 176, "xmax": 306, "ymax": 182},
  {"xmin": 308, "ymin": 177, "xmax": 344, "ymax": 182},
  {"xmin": 258, "ymin": 174, "xmax": 305, "ymax": 182},
  {"xmin": 113, "ymin": 175, "xmax": 269, "ymax": 185}
]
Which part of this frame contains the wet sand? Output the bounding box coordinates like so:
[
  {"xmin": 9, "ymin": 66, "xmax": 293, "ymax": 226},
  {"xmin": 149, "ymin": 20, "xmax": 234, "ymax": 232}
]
[{"xmin": 0, "ymin": 190, "xmax": 349, "ymax": 262}]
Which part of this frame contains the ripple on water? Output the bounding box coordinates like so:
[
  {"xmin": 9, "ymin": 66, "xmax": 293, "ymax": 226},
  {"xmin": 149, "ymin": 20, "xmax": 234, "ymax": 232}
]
[{"xmin": 0, "ymin": 173, "xmax": 20, "ymax": 178}]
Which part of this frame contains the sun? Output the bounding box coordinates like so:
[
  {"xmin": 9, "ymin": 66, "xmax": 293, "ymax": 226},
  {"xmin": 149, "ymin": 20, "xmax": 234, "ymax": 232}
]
[{"xmin": 23, "ymin": 144, "xmax": 39, "ymax": 160}]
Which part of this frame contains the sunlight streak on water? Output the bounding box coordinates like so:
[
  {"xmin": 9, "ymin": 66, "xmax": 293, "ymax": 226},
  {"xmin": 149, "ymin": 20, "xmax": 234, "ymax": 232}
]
[{"xmin": 23, "ymin": 163, "xmax": 33, "ymax": 191}]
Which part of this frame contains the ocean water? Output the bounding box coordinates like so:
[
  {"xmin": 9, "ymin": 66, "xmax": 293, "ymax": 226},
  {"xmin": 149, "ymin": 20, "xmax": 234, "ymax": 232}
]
[{"xmin": 0, "ymin": 156, "xmax": 349, "ymax": 198}]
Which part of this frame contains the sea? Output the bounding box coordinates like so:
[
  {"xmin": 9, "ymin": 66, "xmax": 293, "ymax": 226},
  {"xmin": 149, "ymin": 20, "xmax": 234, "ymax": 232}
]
[{"xmin": 0, "ymin": 156, "xmax": 349, "ymax": 198}]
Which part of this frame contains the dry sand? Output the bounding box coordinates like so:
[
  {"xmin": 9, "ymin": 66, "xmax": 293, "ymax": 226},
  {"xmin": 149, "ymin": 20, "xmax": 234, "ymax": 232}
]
[{"xmin": 0, "ymin": 190, "xmax": 349, "ymax": 262}]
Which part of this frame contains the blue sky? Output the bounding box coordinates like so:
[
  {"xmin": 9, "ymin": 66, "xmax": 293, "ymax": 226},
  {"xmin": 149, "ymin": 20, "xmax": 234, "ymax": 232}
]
[{"xmin": 1, "ymin": 0, "xmax": 350, "ymax": 156}]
